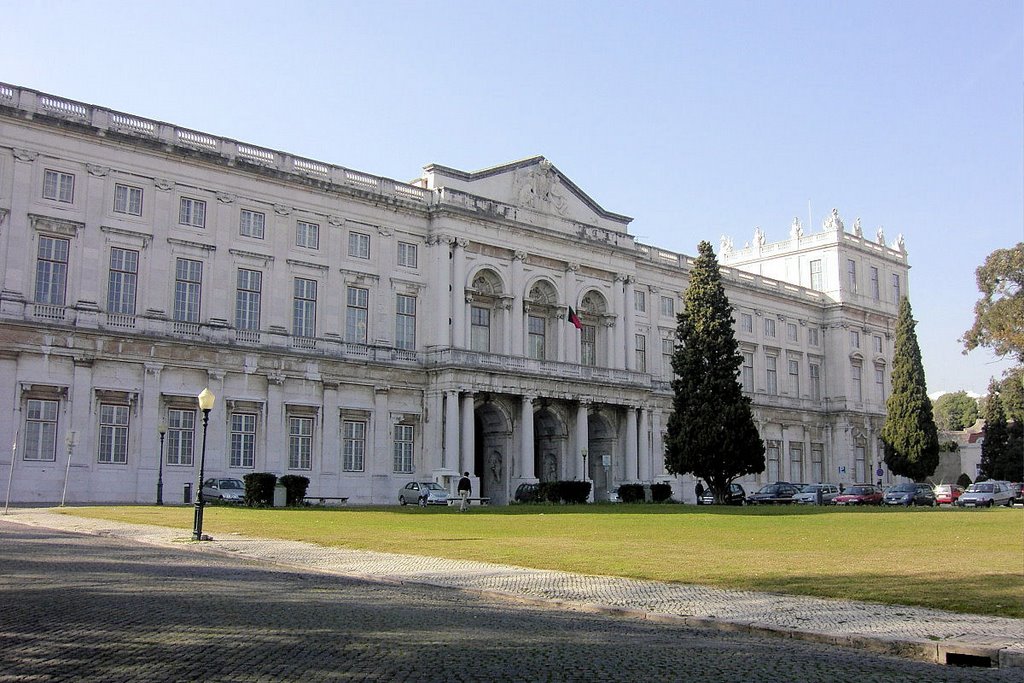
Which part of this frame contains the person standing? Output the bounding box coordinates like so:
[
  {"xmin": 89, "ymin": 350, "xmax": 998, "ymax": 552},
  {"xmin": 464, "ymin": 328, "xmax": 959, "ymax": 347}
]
[
  {"xmin": 694, "ymin": 480, "xmax": 705, "ymax": 505},
  {"xmin": 457, "ymin": 472, "xmax": 471, "ymax": 512}
]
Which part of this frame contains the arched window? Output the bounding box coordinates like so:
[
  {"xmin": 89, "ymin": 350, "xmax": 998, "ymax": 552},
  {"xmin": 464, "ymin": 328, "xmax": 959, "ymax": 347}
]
[
  {"xmin": 578, "ymin": 290, "xmax": 609, "ymax": 367},
  {"xmin": 470, "ymin": 269, "xmax": 504, "ymax": 353},
  {"xmin": 526, "ymin": 280, "xmax": 558, "ymax": 360}
]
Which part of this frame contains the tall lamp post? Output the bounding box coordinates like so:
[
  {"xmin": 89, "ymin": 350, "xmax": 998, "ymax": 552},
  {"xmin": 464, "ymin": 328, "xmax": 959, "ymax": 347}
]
[
  {"xmin": 192, "ymin": 388, "xmax": 215, "ymax": 541},
  {"xmin": 156, "ymin": 423, "xmax": 167, "ymax": 505},
  {"xmin": 60, "ymin": 431, "xmax": 76, "ymax": 507}
]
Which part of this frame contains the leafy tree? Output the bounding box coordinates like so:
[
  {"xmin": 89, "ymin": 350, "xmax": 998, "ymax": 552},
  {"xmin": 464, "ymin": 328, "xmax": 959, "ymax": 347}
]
[
  {"xmin": 961, "ymin": 243, "xmax": 1024, "ymax": 363},
  {"xmin": 881, "ymin": 297, "xmax": 940, "ymax": 481},
  {"xmin": 996, "ymin": 366, "xmax": 1024, "ymax": 424},
  {"xmin": 931, "ymin": 391, "xmax": 979, "ymax": 431},
  {"xmin": 664, "ymin": 241, "xmax": 764, "ymax": 503},
  {"xmin": 979, "ymin": 381, "xmax": 1024, "ymax": 482}
]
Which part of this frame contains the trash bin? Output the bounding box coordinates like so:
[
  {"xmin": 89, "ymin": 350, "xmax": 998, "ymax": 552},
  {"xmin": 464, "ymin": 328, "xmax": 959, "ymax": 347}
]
[
  {"xmin": 273, "ymin": 484, "xmax": 287, "ymax": 507},
  {"xmin": 183, "ymin": 482, "xmax": 192, "ymax": 504}
]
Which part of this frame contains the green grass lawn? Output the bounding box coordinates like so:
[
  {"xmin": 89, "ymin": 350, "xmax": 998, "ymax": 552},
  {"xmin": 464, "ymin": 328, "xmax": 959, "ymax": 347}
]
[{"xmin": 60, "ymin": 504, "xmax": 1024, "ymax": 618}]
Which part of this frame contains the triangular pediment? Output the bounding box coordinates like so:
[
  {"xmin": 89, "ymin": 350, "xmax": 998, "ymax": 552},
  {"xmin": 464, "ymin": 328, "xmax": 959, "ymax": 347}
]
[{"xmin": 418, "ymin": 156, "xmax": 632, "ymax": 233}]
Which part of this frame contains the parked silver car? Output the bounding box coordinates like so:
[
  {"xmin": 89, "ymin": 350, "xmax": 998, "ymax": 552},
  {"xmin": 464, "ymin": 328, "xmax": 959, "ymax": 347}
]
[
  {"xmin": 398, "ymin": 481, "xmax": 449, "ymax": 506},
  {"xmin": 792, "ymin": 483, "xmax": 840, "ymax": 505},
  {"xmin": 202, "ymin": 478, "xmax": 245, "ymax": 502},
  {"xmin": 956, "ymin": 481, "xmax": 1015, "ymax": 508}
]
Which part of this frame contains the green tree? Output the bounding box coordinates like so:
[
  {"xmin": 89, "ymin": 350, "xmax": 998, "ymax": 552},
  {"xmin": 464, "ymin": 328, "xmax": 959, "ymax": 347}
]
[
  {"xmin": 881, "ymin": 297, "xmax": 940, "ymax": 481},
  {"xmin": 664, "ymin": 241, "xmax": 764, "ymax": 503},
  {"xmin": 931, "ymin": 391, "xmax": 979, "ymax": 431},
  {"xmin": 979, "ymin": 381, "xmax": 1024, "ymax": 482},
  {"xmin": 961, "ymin": 243, "xmax": 1024, "ymax": 363}
]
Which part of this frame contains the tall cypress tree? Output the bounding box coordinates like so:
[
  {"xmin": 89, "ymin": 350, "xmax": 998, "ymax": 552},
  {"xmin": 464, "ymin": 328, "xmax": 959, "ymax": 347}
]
[
  {"xmin": 979, "ymin": 383, "xmax": 1022, "ymax": 481},
  {"xmin": 881, "ymin": 297, "xmax": 939, "ymax": 481},
  {"xmin": 664, "ymin": 241, "xmax": 764, "ymax": 502}
]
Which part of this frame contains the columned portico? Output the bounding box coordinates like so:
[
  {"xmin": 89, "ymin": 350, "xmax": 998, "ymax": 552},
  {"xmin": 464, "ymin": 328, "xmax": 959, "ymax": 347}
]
[
  {"xmin": 460, "ymin": 391, "xmax": 475, "ymax": 474},
  {"xmin": 520, "ymin": 395, "xmax": 536, "ymax": 480},
  {"xmin": 637, "ymin": 406, "xmax": 651, "ymax": 481},
  {"xmin": 444, "ymin": 390, "xmax": 459, "ymax": 471},
  {"xmin": 575, "ymin": 400, "xmax": 589, "ymax": 480},
  {"xmin": 625, "ymin": 405, "xmax": 639, "ymax": 481}
]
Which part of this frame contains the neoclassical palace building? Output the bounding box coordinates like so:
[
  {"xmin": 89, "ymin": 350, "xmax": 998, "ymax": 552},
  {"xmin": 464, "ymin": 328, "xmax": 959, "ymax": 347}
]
[{"xmin": 0, "ymin": 84, "xmax": 910, "ymax": 505}]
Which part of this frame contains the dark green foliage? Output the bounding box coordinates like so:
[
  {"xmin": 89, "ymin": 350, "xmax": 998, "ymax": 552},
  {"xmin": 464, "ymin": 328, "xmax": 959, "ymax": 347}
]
[
  {"xmin": 536, "ymin": 480, "xmax": 591, "ymax": 504},
  {"xmin": 617, "ymin": 483, "xmax": 645, "ymax": 503},
  {"xmin": 979, "ymin": 386, "xmax": 1024, "ymax": 482},
  {"xmin": 957, "ymin": 472, "xmax": 973, "ymax": 488},
  {"xmin": 278, "ymin": 475, "xmax": 310, "ymax": 506},
  {"xmin": 243, "ymin": 472, "xmax": 277, "ymax": 507},
  {"xmin": 664, "ymin": 241, "xmax": 765, "ymax": 504},
  {"xmin": 882, "ymin": 298, "xmax": 940, "ymax": 481},
  {"xmin": 932, "ymin": 391, "xmax": 979, "ymax": 431},
  {"xmin": 650, "ymin": 482, "xmax": 673, "ymax": 503},
  {"xmin": 961, "ymin": 242, "xmax": 1024, "ymax": 363}
]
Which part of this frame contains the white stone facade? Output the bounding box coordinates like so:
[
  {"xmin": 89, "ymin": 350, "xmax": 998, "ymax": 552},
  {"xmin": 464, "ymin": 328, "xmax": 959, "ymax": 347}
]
[{"xmin": 0, "ymin": 84, "xmax": 910, "ymax": 505}]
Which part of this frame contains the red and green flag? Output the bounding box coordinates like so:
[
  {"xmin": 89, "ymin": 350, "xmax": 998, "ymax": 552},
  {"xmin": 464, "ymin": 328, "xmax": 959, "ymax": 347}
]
[{"xmin": 567, "ymin": 306, "xmax": 582, "ymax": 330}]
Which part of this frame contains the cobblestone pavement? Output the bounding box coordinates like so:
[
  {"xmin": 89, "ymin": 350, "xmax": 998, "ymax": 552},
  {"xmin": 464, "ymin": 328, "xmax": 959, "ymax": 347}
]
[{"xmin": 2, "ymin": 509, "xmax": 1022, "ymax": 681}]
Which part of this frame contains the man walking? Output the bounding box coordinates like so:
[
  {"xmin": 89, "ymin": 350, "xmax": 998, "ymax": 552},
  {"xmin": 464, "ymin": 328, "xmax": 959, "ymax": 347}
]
[{"xmin": 457, "ymin": 472, "xmax": 472, "ymax": 512}]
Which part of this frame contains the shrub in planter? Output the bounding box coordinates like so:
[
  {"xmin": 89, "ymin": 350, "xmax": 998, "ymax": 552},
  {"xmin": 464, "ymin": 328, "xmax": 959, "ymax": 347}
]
[
  {"xmin": 278, "ymin": 475, "xmax": 310, "ymax": 506},
  {"xmin": 538, "ymin": 481, "xmax": 559, "ymax": 503},
  {"xmin": 560, "ymin": 480, "xmax": 591, "ymax": 504},
  {"xmin": 650, "ymin": 482, "xmax": 673, "ymax": 503},
  {"xmin": 243, "ymin": 472, "xmax": 277, "ymax": 507},
  {"xmin": 617, "ymin": 483, "xmax": 645, "ymax": 503}
]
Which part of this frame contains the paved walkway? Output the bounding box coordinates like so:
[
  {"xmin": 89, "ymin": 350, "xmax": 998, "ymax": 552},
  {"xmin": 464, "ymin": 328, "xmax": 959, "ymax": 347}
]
[{"xmin": 6, "ymin": 507, "xmax": 1023, "ymax": 669}]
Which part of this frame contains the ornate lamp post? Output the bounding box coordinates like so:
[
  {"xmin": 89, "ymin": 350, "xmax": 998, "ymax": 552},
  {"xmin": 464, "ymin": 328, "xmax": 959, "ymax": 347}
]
[
  {"xmin": 192, "ymin": 388, "xmax": 215, "ymax": 541},
  {"xmin": 156, "ymin": 423, "xmax": 167, "ymax": 505}
]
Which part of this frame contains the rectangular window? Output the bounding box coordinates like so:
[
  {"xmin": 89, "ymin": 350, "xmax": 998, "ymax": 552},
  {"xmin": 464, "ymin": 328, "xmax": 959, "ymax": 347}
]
[
  {"xmin": 788, "ymin": 359, "xmax": 800, "ymax": 396},
  {"xmin": 635, "ymin": 334, "xmax": 647, "ymax": 373},
  {"xmin": 345, "ymin": 286, "xmax": 368, "ymax": 344},
  {"xmin": 850, "ymin": 330, "xmax": 860, "ymax": 349},
  {"xmin": 528, "ymin": 314, "xmax": 546, "ymax": 360},
  {"xmin": 393, "ymin": 424, "xmax": 414, "ymax": 473},
  {"xmin": 847, "ymin": 259, "xmax": 857, "ymax": 293},
  {"xmin": 873, "ymin": 335, "xmax": 883, "ymax": 354},
  {"xmin": 811, "ymin": 444, "xmax": 824, "ymax": 483},
  {"xmin": 892, "ymin": 274, "xmax": 901, "ymax": 303},
  {"xmin": 397, "ymin": 241, "xmax": 418, "ymax": 268},
  {"xmin": 870, "ymin": 266, "xmax": 880, "ymax": 300},
  {"xmin": 178, "ymin": 197, "xmax": 206, "ymax": 228},
  {"xmin": 173, "ymin": 258, "xmax": 202, "ymax": 323},
  {"xmin": 851, "ymin": 362, "xmax": 862, "ymax": 401},
  {"xmin": 98, "ymin": 404, "xmax": 129, "ymax": 464},
  {"xmin": 342, "ymin": 420, "xmax": 366, "ymax": 472},
  {"xmin": 764, "ymin": 317, "xmax": 776, "ymax": 338},
  {"xmin": 809, "ymin": 259, "xmax": 822, "ymax": 291},
  {"xmin": 766, "ymin": 355, "xmax": 778, "ymax": 395},
  {"xmin": 235, "ymin": 269, "xmax": 262, "ymax": 331},
  {"xmin": 875, "ymin": 366, "xmax": 885, "ymax": 401},
  {"xmin": 106, "ymin": 247, "xmax": 138, "ymax": 315},
  {"xmin": 742, "ymin": 352, "xmax": 754, "ymax": 392},
  {"xmin": 35, "ymin": 235, "xmax": 69, "ymax": 305},
  {"xmin": 395, "ymin": 294, "xmax": 417, "ymax": 350},
  {"xmin": 348, "ymin": 231, "xmax": 370, "ymax": 259},
  {"xmin": 24, "ymin": 399, "xmax": 58, "ymax": 461},
  {"xmin": 660, "ymin": 296, "xmax": 675, "ymax": 317},
  {"xmin": 470, "ymin": 305, "xmax": 490, "ymax": 353},
  {"xmin": 581, "ymin": 324, "xmax": 597, "ymax": 366},
  {"xmin": 740, "ymin": 312, "xmax": 753, "ymax": 333},
  {"xmin": 807, "ymin": 327, "xmax": 819, "ymax": 347},
  {"xmin": 293, "ymin": 278, "xmax": 317, "ymax": 338},
  {"xmin": 166, "ymin": 408, "xmax": 195, "ymax": 466},
  {"xmin": 855, "ymin": 445, "xmax": 866, "ymax": 482},
  {"xmin": 230, "ymin": 413, "xmax": 257, "ymax": 468},
  {"xmin": 766, "ymin": 441, "xmax": 781, "ymax": 481},
  {"xmin": 662, "ymin": 338, "xmax": 674, "ymax": 375},
  {"xmin": 296, "ymin": 220, "xmax": 319, "ymax": 249},
  {"xmin": 787, "ymin": 323, "xmax": 798, "ymax": 343},
  {"xmin": 810, "ymin": 363, "xmax": 821, "ymax": 401},
  {"xmin": 43, "ymin": 169, "xmax": 74, "ymax": 203},
  {"xmin": 634, "ymin": 290, "xmax": 646, "ymax": 312},
  {"xmin": 288, "ymin": 416, "xmax": 313, "ymax": 470},
  {"xmin": 240, "ymin": 209, "xmax": 265, "ymax": 239},
  {"xmin": 789, "ymin": 443, "xmax": 803, "ymax": 484},
  {"xmin": 113, "ymin": 183, "xmax": 143, "ymax": 215}
]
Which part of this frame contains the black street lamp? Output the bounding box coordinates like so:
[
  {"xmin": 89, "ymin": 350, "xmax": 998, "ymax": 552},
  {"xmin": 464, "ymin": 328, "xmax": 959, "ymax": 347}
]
[
  {"xmin": 156, "ymin": 423, "xmax": 167, "ymax": 505},
  {"xmin": 192, "ymin": 388, "xmax": 215, "ymax": 541}
]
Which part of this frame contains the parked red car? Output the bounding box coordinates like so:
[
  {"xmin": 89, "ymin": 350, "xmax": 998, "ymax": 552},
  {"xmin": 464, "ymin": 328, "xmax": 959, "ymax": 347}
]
[
  {"xmin": 933, "ymin": 484, "xmax": 964, "ymax": 505},
  {"xmin": 833, "ymin": 484, "xmax": 883, "ymax": 506}
]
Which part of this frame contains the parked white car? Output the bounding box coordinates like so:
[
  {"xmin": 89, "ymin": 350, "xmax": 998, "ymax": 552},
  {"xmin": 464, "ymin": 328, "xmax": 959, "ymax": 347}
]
[
  {"xmin": 792, "ymin": 483, "xmax": 840, "ymax": 505},
  {"xmin": 956, "ymin": 481, "xmax": 1015, "ymax": 508}
]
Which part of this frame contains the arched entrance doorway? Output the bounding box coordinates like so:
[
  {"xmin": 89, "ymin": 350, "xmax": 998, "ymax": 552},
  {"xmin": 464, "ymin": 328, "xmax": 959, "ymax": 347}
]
[
  {"xmin": 588, "ymin": 411, "xmax": 618, "ymax": 501},
  {"xmin": 473, "ymin": 399, "xmax": 513, "ymax": 505},
  {"xmin": 534, "ymin": 403, "xmax": 569, "ymax": 482}
]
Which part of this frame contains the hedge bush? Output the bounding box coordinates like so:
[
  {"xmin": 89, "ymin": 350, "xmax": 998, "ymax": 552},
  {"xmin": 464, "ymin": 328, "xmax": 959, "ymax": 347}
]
[
  {"xmin": 617, "ymin": 483, "xmax": 645, "ymax": 503},
  {"xmin": 243, "ymin": 472, "xmax": 277, "ymax": 507},
  {"xmin": 278, "ymin": 475, "xmax": 310, "ymax": 506},
  {"xmin": 650, "ymin": 482, "xmax": 673, "ymax": 502},
  {"xmin": 534, "ymin": 480, "xmax": 592, "ymax": 504}
]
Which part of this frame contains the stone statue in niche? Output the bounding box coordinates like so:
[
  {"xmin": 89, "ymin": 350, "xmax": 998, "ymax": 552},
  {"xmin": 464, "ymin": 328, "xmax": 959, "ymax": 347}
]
[{"xmin": 542, "ymin": 452, "xmax": 558, "ymax": 482}]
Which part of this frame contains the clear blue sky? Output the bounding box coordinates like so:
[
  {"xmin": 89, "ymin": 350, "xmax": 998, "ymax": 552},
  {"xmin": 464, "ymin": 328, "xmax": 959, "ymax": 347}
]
[{"xmin": 3, "ymin": 0, "xmax": 1020, "ymax": 395}]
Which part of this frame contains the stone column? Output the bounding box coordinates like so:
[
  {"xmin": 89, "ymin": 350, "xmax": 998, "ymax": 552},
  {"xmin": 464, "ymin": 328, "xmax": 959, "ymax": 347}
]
[
  {"xmin": 451, "ymin": 238, "xmax": 467, "ymax": 349},
  {"xmin": 372, "ymin": 386, "xmax": 390, "ymax": 501},
  {"xmin": 140, "ymin": 363, "xmax": 163, "ymax": 499},
  {"xmin": 575, "ymin": 401, "xmax": 589, "ymax": 480},
  {"xmin": 423, "ymin": 389, "xmax": 443, "ymax": 473},
  {"xmin": 321, "ymin": 381, "xmax": 340, "ymax": 475},
  {"xmin": 444, "ymin": 390, "xmax": 459, "ymax": 471},
  {"xmin": 637, "ymin": 407, "xmax": 651, "ymax": 481},
  {"xmin": 511, "ymin": 251, "xmax": 525, "ymax": 356},
  {"xmin": 520, "ymin": 395, "xmax": 535, "ymax": 480},
  {"xmin": 613, "ymin": 275, "xmax": 627, "ymax": 369},
  {"xmin": 624, "ymin": 406, "xmax": 638, "ymax": 481},
  {"xmin": 460, "ymin": 391, "xmax": 475, "ymax": 474},
  {"xmin": 204, "ymin": 369, "xmax": 227, "ymax": 475},
  {"xmin": 624, "ymin": 277, "xmax": 636, "ymax": 370},
  {"xmin": 651, "ymin": 409, "xmax": 665, "ymax": 476}
]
